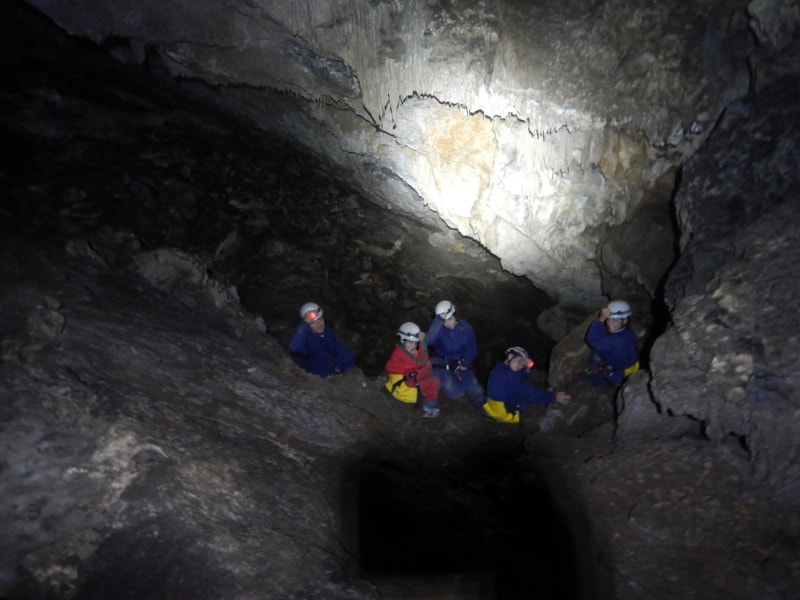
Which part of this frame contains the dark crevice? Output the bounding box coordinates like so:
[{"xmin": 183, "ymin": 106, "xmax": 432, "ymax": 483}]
[{"xmin": 640, "ymin": 165, "xmax": 683, "ymax": 370}]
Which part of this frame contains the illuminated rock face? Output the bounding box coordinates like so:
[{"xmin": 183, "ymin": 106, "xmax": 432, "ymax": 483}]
[{"xmin": 24, "ymin": 0, "xmax": 762, "ymax": 309}]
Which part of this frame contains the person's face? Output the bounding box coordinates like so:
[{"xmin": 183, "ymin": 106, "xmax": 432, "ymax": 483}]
[
  {"xmin": 441, "ymin": 314, "xmax": 457, "ymax": 329},
  {"xmin": 507, "ymin": 355, "xmax": 527, "ymax": 372},
  {"xmin": 402, "ymin": 339, "xmax": 418, "ymax": 353},
  {"xmin": 606, "ymin": 317, "xmax": 624, "ymax": 333},
  {"xmin": 306, "ymin": 315, "xmax": 326, "ymax": 334}
]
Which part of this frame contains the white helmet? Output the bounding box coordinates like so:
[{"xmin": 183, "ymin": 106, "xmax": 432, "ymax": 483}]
[
  {"xmin": 505, "ymin": 346, "xmax": 529, "ymax": 360},
  {"xmin": 506, "ymin": 346, "xmax": 534, "ymax": 368},
  {"xmin": 607, "ymin": 300, "xmax": 632, "ymax": 319},
  {"xmin": 397, "ymin": 322, "xmax": 421, "ymax": 342},
  {"xmin": 299, "ymin": 302, "xmax": 323, "ymax": 322},
  {"xmin": 435, "ymin": 300, "xmax": 456, "ymax": 319}
]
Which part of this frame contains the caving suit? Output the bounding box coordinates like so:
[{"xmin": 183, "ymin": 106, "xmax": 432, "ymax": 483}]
[
  {"xmin": 384, "ymin": 341, "xmax": 440, "ymax": 411},
  {"xmin": 584, "ymin": 320, "xmax": 639, "ymax": 385},
  {"xmin": 483, "ymin": 360, "xmax": 556, "ymax": 423},
  {"xmin": 426, "ymin": 316, "xmax": 485, "ymax": 408},
  {"xmin": 289, "ymin": 322, "xmax": 356, "ymax": 377}
]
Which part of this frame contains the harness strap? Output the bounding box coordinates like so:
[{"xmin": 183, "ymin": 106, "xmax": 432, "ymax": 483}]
[
  {"xmin": 433, "ymin": 361, "xmax": 471, "ymax": 370},
  {"xmin": 392, "ymin": 371, "xmax": 417, "ymax": 392}
]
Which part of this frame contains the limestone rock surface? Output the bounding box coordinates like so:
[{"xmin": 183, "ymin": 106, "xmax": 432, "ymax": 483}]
[
  {"xmin": 22, "ymin": 0, "xmax": 768, "ymax": 309},
  {"xmin": 619, "ymin": 62, "xmax": 800, "ymax": 514},
  {"xmin": 2, "ymin": 2, "xmax": 800, "ymax": 599}
]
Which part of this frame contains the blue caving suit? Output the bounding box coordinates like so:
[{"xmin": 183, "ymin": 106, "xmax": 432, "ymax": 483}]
[
  {"xmin": 289, "ymin": 322, "xmax": 356, "ymax": 377},
  {"xmin": 485, "ymin": 360, "xmax": 556, "ymax": 419},
  {"xmin": 584, "ymin": 320, "xmax": 639, "ymax": 385},
  {"xmin": 426, "ymin": 316, "xmax": 485, "ymax": 408}
]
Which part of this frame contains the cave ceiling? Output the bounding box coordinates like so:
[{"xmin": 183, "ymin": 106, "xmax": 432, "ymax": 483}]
[{"xmin": 23, "ymin": 0, "xmax": 761, "ymax": 310}]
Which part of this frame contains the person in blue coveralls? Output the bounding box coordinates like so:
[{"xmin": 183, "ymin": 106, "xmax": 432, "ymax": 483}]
[
  {"xmin": 575, "ymin": 300, "xmax": 640, "ymax": 385},
  {"xmin": 289, "ymin": 301, "xmax": 356, "ymax": 377},
  {"xmin": 426, "ymin": 300, "xmax": 486, "ymax": 409},
  {"xmin": 483, "ymin": 346, "xmax": 570, "ymax": 424}
]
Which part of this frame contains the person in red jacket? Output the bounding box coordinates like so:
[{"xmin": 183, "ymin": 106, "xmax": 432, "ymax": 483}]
[{"xmin": 384, "ymin": 322, "xmax": 441, "ymax": 418}]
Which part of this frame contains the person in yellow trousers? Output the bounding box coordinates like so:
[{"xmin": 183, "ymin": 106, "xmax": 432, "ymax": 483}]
[{"xmin": 483, "ymin": 346, "xmax": 570, "ymax": 424}]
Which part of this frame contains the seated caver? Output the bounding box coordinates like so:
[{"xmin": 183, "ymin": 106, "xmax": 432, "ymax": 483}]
[
  {"xmin": 288, "ymin": 301, "xmax": 356, "ymax": 377},
  {"xmin": 575, "ymin": 300, "xmax": 640, "ymax": 386},
  {"xmin": 426, "ymin": 300, "xmax": 486, "ymax": 409},
  {"xmin": 384, "ymin": 322, "xmax": 441, "ymax": 419}
]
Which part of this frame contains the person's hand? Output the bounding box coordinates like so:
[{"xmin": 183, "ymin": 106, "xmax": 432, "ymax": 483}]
[
  {"xmin": 598, "ymin": 307, "xmax": 610, "ymax": 321},
  {"xmin": 418, "ymin": 331, "xmax": 426, "ymax": 341},
  {"xmin": 555, "ymin": 391, "xmax": 571, "ymax": 405}
]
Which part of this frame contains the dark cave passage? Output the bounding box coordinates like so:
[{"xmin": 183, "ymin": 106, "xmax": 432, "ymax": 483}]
[{"xmin": 353, "ymin": 450, "xmax": 579, "ymax": 599}]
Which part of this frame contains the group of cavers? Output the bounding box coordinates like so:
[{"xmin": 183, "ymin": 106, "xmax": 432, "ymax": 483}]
[{"xmin": 289, "ymin": 298, "xmax": 640, "ymax": 422}]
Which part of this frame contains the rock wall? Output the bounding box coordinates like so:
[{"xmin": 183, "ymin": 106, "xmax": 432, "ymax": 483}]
[
  {"xmin": 24, "ymin": 0, "xmax": 756, "ymax": 309},
  {"xmin": 3, "ymin": 3, "xmax": 800, "ymax": 597},
  {"xmin": 616, "ymin": 42, "xmax": 800, "ymax": 511}
]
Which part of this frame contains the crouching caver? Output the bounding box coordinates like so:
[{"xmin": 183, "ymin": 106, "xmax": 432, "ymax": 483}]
[
  {"xmin": 385, "ymin": 322, "xmax": 441, "ymax": 419},
  {"xmin": 484, "ymin": 346, "xmax": 570, "ymax": 424}
]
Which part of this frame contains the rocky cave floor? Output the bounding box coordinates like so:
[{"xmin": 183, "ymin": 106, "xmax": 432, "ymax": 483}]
[
  {"xmin": 2, "ymin": 137, "xmax": 797, "ymax": 598},
  {"xmin": 2, "ymin": 229, "xmax": 796, "ymax": 600},
  {"xmin": 2, "ymin": 4, "xmax": 799, "ymax": 596}
]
